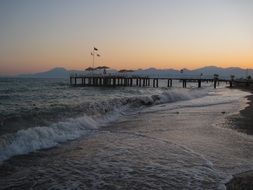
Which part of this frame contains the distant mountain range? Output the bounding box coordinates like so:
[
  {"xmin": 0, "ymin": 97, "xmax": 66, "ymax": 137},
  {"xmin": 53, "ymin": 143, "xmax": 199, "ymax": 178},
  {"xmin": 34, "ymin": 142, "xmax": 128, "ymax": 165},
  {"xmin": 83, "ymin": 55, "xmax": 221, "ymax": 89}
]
[
  {"xmin": 17, "ymin": 67, "xmax": 69, "ymax": 78},
  {"xmin": 133, "ymin": 66, "xmax": 253, "ymax": 79},
  {"xmin": 2, "ymin": 66, "xmax": 252, "ymax": 79}
]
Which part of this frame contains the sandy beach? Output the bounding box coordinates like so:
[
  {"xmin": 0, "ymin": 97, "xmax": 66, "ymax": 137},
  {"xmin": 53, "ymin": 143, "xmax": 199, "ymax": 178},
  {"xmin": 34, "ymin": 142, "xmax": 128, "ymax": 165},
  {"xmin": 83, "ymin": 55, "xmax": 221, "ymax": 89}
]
[
  {"xmin": 230, "ymin": 90, "xmax": 253, "ymax": 135},
  {"xmin": 226, "ymin": 89, "xmax": 253, "ymax": 190}
]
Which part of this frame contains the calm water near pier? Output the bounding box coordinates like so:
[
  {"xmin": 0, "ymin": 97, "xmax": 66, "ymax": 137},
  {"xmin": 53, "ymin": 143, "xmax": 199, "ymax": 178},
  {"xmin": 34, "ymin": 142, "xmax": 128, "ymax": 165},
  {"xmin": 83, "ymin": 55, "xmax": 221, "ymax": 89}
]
[{"xmin": 0, "ymin": 78, "xmax": 252, "ymax": 189}]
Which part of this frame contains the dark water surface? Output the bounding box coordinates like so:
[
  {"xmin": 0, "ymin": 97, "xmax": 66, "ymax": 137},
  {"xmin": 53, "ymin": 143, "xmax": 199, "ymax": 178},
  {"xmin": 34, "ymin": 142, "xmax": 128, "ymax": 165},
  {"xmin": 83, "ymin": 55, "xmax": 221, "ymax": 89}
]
[{"xmin": 0, "ymin": 78, "xmax": 252, "ymax": 189}]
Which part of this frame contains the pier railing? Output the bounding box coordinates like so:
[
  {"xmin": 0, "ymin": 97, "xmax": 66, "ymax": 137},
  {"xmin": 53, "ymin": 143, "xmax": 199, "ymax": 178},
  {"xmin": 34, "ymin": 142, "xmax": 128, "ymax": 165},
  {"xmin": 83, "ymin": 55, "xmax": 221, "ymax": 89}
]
[
  {"xmin": 69, "ymin": 72, "xmax": 253, "ymax": 89},
  {"xmin": 69, "ymin": 74, "xmax": 240, "ymax": 88}
]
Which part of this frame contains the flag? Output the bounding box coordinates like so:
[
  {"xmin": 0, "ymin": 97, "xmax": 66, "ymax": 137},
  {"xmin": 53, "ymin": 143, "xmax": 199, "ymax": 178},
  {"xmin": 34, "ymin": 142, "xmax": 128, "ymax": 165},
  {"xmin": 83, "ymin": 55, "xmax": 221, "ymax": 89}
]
[{"xmin": 94, "ymin": 47, "xmax": 98, "ymax": 51}]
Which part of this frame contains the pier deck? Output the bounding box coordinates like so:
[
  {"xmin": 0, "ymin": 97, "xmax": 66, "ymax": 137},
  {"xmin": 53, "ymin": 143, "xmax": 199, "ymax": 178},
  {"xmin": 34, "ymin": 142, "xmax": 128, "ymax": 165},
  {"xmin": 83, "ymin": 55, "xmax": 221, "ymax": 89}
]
[{"xmin": 69, "ymin": 74, "xmax": 238, "ymax": 88}]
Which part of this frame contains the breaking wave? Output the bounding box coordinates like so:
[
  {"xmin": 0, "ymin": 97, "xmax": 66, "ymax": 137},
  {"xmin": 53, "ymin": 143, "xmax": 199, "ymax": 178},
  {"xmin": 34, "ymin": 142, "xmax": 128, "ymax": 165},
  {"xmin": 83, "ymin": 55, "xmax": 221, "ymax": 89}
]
[{"xmin": 0, "ymin": 88, "xmax": 209, "ymax": 161}]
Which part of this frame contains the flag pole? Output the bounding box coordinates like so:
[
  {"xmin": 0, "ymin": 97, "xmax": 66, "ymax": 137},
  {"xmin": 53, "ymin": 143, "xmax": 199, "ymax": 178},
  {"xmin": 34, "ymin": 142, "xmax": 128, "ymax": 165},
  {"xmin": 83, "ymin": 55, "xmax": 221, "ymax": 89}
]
[
  {"xmin": 91, "ymin": 47, "xmax": 99, "ymax": 76},
  {"xmin": 93, "ymin": 48, "xmax": 95, "ymax": 69}
]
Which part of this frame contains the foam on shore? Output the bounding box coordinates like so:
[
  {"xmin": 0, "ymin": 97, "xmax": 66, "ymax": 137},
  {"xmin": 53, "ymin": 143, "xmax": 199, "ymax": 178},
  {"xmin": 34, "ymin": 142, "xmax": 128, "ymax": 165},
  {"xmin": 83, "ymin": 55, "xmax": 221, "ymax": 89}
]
[{"xmin": 0, "ymin": 88, "xmax": 210, "ymax": 161}]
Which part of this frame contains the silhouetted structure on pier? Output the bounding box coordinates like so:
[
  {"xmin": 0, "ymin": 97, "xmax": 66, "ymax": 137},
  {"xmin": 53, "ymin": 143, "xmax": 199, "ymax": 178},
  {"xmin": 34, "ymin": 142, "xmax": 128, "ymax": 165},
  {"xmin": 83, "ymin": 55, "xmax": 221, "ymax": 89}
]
[{"xmin": 69, "ymin": 74, "xmax": 240, "ymax": 89}]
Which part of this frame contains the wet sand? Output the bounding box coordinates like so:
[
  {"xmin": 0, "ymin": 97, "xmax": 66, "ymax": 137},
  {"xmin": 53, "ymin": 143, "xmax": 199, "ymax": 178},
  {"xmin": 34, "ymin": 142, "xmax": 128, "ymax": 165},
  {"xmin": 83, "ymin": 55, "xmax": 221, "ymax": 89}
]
[
  {"xmin": 226, "ymin": 89, "xmax": 253, "ymax": 190},
  {"xmin": 226, "ymin": 171, "xmax": 253, "ymax": 190},
  {"xmin": 230, "ymin": 91, "xmax": 253, "ymax": 135}
]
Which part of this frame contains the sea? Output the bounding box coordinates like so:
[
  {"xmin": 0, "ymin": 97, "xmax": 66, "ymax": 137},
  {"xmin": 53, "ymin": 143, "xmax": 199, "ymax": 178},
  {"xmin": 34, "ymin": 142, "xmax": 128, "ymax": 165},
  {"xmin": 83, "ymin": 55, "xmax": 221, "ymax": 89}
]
[{"xmin": 0, "ymin": 78, "xmax": 253, "ymax": 189}]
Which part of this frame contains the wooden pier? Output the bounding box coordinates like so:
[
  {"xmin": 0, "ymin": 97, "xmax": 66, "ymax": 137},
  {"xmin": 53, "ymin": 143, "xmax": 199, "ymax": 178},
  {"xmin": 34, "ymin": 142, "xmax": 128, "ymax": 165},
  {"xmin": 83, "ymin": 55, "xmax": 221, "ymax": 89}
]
[{"xmin": 69, "ymin": 74, "xmax": 237, "ymax": 89}]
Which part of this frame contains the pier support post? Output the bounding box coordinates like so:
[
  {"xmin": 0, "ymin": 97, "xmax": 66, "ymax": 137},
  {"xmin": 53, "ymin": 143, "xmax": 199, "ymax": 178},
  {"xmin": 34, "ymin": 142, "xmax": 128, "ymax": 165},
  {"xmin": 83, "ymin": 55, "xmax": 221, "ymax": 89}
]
[
  {"xmin": 229, "ymin": 80, "xmax": 233, "ymax": 88},
  {"xmin": 198, "ymin": 80, "xmax": 201, "ymax": 88},
  {"xmin": 113, "ymin": 78, "xmax": 116, "ymax": 87},
  {"xmin": 168, "ymin": 79, "xmax": 172, "ymax": 87},
  {"xmin": 214, "ymin": 80, "xmax": 217, "ymax": 89},
  {"xmin": 182, "ymin": 80, "xmax": 187, "ymax": 88}
]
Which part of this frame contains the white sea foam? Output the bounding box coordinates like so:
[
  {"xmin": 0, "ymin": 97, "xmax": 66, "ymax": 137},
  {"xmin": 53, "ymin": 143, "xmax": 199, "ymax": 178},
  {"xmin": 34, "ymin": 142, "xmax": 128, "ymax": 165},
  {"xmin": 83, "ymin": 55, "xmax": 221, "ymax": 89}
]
[
  {"xmin": 0, "ymin": 87, "xmax": 210, "ymax": 161},
  {"xmin": 0, "ymin": 115, "xmax": 98, "ymax": 161}
]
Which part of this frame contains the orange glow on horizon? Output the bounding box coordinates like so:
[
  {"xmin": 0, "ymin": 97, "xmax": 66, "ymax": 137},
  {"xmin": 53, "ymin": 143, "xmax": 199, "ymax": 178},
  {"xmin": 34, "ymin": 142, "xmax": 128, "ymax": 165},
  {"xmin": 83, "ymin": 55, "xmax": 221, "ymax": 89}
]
[
  {"xmin": 1, "ymin": 48, "xmax": 252, "ymax": 75},
  {"xmin": 1, "ymin": 1, "xmax": 253, "ymax": 75}
]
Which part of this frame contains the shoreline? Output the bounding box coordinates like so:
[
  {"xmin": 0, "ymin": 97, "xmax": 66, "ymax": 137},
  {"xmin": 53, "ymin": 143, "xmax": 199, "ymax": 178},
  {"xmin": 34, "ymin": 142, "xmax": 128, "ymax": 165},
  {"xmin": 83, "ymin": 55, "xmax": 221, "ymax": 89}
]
[
  {"xmin": 230, "ymin": 88, "xmax": 253, "ymax": 135},
  {"xmin": 226, "ymin": 171, "xmax": 253, "ymax": 190},
  {"xmin": 226, "ymin": 88, "xmax": 253, "ymax": 190}
]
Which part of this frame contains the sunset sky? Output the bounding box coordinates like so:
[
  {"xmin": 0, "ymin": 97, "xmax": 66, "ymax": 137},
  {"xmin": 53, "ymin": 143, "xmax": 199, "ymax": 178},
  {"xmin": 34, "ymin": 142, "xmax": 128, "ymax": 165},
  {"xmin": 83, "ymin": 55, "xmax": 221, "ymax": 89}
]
[{"xmin": 0, "ymin": 0, "xmax": 253, "ymax": 75}]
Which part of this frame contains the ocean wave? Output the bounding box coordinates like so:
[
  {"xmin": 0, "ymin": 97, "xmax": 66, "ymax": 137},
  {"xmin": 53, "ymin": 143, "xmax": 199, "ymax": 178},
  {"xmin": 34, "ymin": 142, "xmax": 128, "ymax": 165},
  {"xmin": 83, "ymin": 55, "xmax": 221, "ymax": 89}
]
[
  {"xmin": 0, "ymin": 88, "xmax": 209, "ymax": 161},
  {"xmin": 0, "ymin": 116, "xmax": 98, "ymax": 161}
]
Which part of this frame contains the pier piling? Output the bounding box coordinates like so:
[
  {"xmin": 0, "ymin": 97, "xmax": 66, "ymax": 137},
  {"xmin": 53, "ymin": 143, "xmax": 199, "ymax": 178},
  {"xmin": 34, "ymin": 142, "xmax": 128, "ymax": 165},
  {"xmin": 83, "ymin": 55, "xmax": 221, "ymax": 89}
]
[{"xmin": 69, "ymin": 75, "xmax": 235, "ymax": 89}]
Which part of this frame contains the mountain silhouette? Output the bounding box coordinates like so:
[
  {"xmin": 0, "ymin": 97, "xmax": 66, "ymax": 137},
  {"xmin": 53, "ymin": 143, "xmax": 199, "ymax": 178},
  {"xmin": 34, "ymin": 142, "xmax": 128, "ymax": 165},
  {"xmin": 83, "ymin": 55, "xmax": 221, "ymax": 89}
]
[{"xmin": 10, "ymin": 66, "xmax": 253, "ymax": 79}]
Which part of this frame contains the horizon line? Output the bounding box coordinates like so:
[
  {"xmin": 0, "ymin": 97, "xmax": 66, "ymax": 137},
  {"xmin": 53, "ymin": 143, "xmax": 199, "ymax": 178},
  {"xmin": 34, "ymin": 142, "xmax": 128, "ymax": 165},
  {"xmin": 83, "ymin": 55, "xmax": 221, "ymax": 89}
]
[{"xmin": 1, "ymin": 65, "xmax": 252, "ymax": 76}]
